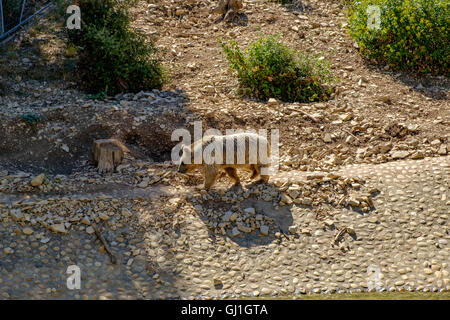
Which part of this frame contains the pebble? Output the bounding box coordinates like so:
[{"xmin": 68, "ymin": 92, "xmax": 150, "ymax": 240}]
[
  {"xmin": 49, "ymin": 224, "xmax": 68, "ymax": 234},
  {"xmin": 22, "ymin": 227, "xmax": 34, "ymax": 235},
  {"xmin": 260, "ymin": 225, "xmax": 269, "ymax": 236}
]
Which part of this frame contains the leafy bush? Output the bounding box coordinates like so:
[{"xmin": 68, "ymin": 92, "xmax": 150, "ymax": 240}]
[
  {"xmin": 220, "ymin": 35, "xmax": 334, "ymax": 102},
  {"xmin": 67, "ymin": 0, "xmax": 166, "ymax": 95},
  {"xmin": 348, "ymin": 0, "xmax": 449, "ymax": 75},
  {"xmin": 20, "ymin": 113, "xmax": 45, "ymax": 126}
]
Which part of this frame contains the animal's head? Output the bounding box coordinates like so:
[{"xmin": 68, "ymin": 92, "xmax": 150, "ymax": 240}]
[{"xmin": 178, "ymin": 145, "xmax": 193, "ymax": 173}]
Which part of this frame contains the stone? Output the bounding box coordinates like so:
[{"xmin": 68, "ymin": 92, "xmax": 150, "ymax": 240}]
[
  {"xmin": 223, "ymin": 211, "xmax": 237, "ymax": 222},
  {"xmin": 395, "ymin": 280, "xmax": 405, "ymax": 286},
  {"xmin": 231, "ymin": 227, "xmax": 241, "ymax": 237},
  {"xmin": 301, "ymin": 197, "xmax": 312, "ymax": 206},
  {"xmin": 438, "ymin": 145, "xmax": 447, "ymax": 155},
  {"xmin": 121, "ymin": 209, "xmax": 132, "ymax": 217},
  {"xmin": 390, "ymin": 150, "xmax": 410, "ymax": 159},
  {"xmin": 339, "ymin": 113, "xmax": 353, "ymax": 121},
  {"xmin": 323, "ymin": 133, "xmax": 332, "ymax": 143},
  {"xmin": 22, "ymin": 227, "xmax": 34, "ymax": 235},
  {"xmin": 86, "ymin": 226, "xmax": 95, "ymax": 235},
  {"xmin": 98, "ymin": 212, "xmax": 110, "ymax": 221},
  {"xmin": 324, "ymin": 219, "xmax": 334, "ymax": 227},
  {"xmin": 267, "ymin": 98, "xmax": 279, "ymax": 107},
  {"xmin": 260, "ymin": 225, "xmax": 269, "ymax": 236},
  {"xmin": 50, "ymin": 224, "xmax": 68, "ymax": 234},
  {"xmin": 244, "ymin": 208, "xmax": 256, "ymax": 215},
  {"xmin": 31, "ymin": 174, "xmax": 46, "ymax": 187},
  {"xmin": 287, "ymin": 185, "xmax": 301, "ymax": 199},
  {"xmin": 288, "ymin": 225, "xmax": 297, "ymax": 234},
  {"xmin": 348, "ymin": 198, "xmax": 360, "ymax": 207},
  {"xmin": 301, "ymin": 228, "xmax": 311, "ymax": 235},
  {"xmin": 138, "ymin": 179, "xmax": 149, "ymax": 188},
  {"xmin": 237, "ymin": 223, "xmax": 252, "ymax": 233},
  {"xmin": 281, "ymin": 193, "xmax": 293, "ymax": 204},
  {"xmin": 204, "ymin": 86, "xmax": 215, "ymax": 94},
  {"xmin": 261, "ymin": 287, "xmax": 271, "ymax": 295},
  {"xmin": 9, "ymin": 209, "xmax": 24, "ymax": 221},
  {"xmin": 430, "ymin": 139, "xmax": 441, "ymax": 146}
]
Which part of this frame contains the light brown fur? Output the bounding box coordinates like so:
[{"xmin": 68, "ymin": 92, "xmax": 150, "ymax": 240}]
[{"xmin": 178, "ymin": 133, "xmax": 271, "ymax": 190}]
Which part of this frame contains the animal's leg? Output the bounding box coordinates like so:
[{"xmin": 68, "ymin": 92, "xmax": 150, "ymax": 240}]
[
  {"xmin": 203, "ymin": 165, "xmax": 218, "ymax": 190},
  {"xmin": 256, "ymin": 165, "xmax": 270, "ymax": 184},
  {"xmin": 224, "ymin": 167, "xmax": 241, "ymax": 186},
  {"xmin": 249, "ymin": 164, "xmax": 259, "ymax": 180}
]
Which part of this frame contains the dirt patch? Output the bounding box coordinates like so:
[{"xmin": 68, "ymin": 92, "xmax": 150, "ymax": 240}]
[
  {"xmin": 0, "ymin": 90, "xmax": 192, "ymax": 174},
  {"xmin": 0, "ymin": 0, "xmax": 448, "ymax": 176}
]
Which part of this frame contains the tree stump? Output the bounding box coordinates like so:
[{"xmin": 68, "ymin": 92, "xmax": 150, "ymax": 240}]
[
  {"xmin": 212, "ymin": 0, "xmax": 243, "ymax": 21},
  {"xmin": 93, "ymin": 139, "xmax": 128, "ymax": 173}
]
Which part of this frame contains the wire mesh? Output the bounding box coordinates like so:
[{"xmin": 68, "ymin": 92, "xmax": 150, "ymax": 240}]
[{"xmin": 0, "ymin": 0, "xmax": 54, "ymax": 42}]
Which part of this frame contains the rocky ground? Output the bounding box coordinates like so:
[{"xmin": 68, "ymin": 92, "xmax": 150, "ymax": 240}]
[
  {"xmin": 0, "ymin": 0, "xmax": 449, "ymax": 299},
  {"xmin": 0, "ymin": 157, "xmax": 448, "ymax": 299}
]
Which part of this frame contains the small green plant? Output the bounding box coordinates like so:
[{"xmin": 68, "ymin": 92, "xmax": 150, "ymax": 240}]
[
  {"xmin": 87, "ymin": 89, "xmax": 108, "ymax": 100},
  {"xmin": 220, "ymin": 35, "xmax": 334, "ymax": 102},
  {"xmin": 53, "ymin": 177, "xmax": 62, "ymax": 184},
  {"xmin": 67, "ymin": 0, "xmax": 166, "ymax": 95},
  {"xmin": 348, "ymin": 0, "xmax": 449, "ymax": 75},
  {"xmin": 20, "ymin": 113, "xmax": 46, "ymax": 126}
]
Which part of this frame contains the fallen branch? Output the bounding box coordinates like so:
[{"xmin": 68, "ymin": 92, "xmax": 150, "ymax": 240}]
[
  {"xmin": 92, "ymin": 223, "xmax": 117, "ymax": 264},
  {"xmin": 331, "ymin": 225, "xmax": 355, "ymax": 247},
  {"xmin": 342, "ymin": 128, "xmax": 361, "ymax": 143},
  {"xmin": 287, "ymin": 107, "xmax": 320, "ymax": 123}
]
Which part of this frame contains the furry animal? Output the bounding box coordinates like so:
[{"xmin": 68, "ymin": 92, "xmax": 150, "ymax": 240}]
[
  {"xmin": 178, "ymin": 132, "xmax": 271, "ymax": 190},
  {"xmin": 212, "ymin": 0, "xmax": 243, "ymax": 21}
]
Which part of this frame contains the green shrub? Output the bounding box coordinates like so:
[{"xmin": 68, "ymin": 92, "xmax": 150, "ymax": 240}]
[
  {"xmin": 20, "ymin": 113, "xmax": 45, "ymax": 126},
  {"xmin": 67, "ymin": 0, "xmax": 166, "ymax": 95},
  {"xmin": 348, "ymin": 0, "xmax": 449, "ymax": 75},
  {"xmin": 220, "ymin": 35, "xmax": 334, "ymax": 102}
]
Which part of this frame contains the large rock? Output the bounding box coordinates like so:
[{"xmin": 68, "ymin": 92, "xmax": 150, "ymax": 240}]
[
  {"xmin": 390, "ymin": 150, "xmax": 410, "ymax": 159},
  {"xmin": 31, "ymin": 174, "xmax": 45, "ymax": 187},
  {"xmin": 50, "ymin": 223, "xmax": 68, "ymax": 234}
]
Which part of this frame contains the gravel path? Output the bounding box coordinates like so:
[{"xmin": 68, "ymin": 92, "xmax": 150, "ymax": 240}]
[{"xmin": 0, "ymin": 156, "xmax": 448, "ymax": 299}]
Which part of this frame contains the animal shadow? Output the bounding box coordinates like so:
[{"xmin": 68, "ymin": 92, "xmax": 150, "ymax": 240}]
[{"xmin": 185, "ymin": 179, "xmax": 295, "ymax": 248}]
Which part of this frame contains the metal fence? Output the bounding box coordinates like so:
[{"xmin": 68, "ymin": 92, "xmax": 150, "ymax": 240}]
[{"xmin": 0, "ymin": 0, "xmax": 54, "ymax": 42}]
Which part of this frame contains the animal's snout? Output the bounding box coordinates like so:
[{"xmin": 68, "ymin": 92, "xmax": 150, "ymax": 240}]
[{"xmin": 178, "ymin": 163, "xmax": 187, "ymax": 173}]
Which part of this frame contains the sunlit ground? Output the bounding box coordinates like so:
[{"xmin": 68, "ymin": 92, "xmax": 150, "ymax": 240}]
[{"xmin": 241, "ymin": 292, "xmax": 450, "ymax": 300}]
